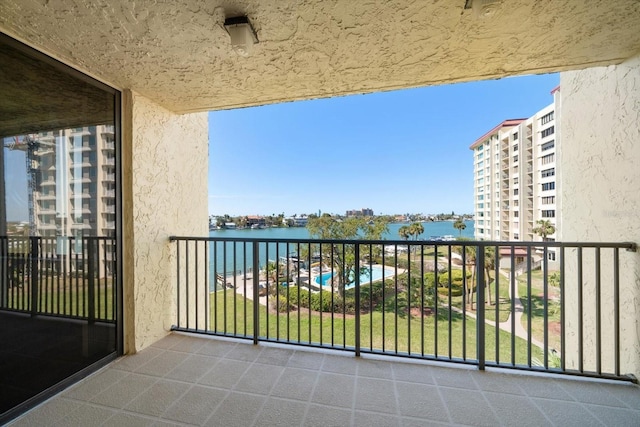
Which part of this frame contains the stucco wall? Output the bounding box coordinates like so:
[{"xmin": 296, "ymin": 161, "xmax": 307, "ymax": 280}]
[
  {"xmin": 123, "ymin": 90, "xmax": 208, "ymax": 352},
  {"xmin": 559, "ymin": 55, "xmax": 640, "ymax": 378}
]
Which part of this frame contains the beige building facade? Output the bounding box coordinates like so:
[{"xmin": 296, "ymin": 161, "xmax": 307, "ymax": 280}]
[{"xmin": 471, "ymin": 91, "xmax": 560, "ymax": 266}]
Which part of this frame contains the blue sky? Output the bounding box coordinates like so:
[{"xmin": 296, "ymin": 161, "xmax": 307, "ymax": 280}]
[{"xmin": 213, "ymin": 73, "xmax": 555, "ymax": 217}]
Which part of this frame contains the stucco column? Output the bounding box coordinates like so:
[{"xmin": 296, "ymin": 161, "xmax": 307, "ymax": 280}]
[
  {"xmin": 122, "ymin": 90, "xmax": 208, "ymax": 353},
  {"xmin": 559, "ymin": 55, "xmax": 640, "ymax": 379}
]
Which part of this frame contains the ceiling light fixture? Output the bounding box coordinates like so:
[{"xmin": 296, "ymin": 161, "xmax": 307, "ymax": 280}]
[{"xmin": 223, "ymin": 16, "xmax": 259, "ymax": 57}]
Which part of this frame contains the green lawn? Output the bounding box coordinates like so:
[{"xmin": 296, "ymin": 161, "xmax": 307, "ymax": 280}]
[
  {"xmin": 517, "ymin": 270, "xmax": 562, "ymax": 352},
  {"xmin": 209, "ymin": 290, "xmax": 542, "ymax": 366},
  {"xmin": 3, "ymin": 280, "xmax": 115, "ymax": 321}
]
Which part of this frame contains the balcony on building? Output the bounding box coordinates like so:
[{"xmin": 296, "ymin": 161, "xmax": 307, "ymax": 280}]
[{"xmin": 2, "ymin": 1, "xmax": 640, "ymax": 425}]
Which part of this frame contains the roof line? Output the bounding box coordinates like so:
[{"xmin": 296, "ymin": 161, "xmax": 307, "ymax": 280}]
[{"xmin": 469, "ymin": 118, "xmax": 527, "ymax": 149}]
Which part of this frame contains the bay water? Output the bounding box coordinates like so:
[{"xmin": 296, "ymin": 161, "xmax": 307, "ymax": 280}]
[{"xmin": 207, "ymin": 220, "xmax": 474, "ymax": 281}]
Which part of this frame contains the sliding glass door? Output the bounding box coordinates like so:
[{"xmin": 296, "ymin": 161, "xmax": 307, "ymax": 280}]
[{"xmin": 0, "ymin": 33, "xmax": 121, "ymax": 421}]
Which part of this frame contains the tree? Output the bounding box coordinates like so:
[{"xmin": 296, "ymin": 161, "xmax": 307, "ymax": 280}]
[
  {"xmin": 532, "ymin": 219, "xmax": 555, "ymax": 241},
  {"xmin": 452, "ymin": 240, "xmax": 495, "ymax": 308},
  {"xmin": 399, "ymin": 222, "xmax": 424, "ymax": 241},
  {"xmin": 453, "ymin": 219, "xmax": 466, "ymax": 236},
  {"xmin": 398, "ymin": 225, "xmax": 411, "ymax": 240},
  {"xmin": 307, "ymin": 215, "xmax": 390, "ymax": 297},
  {"xmin": 483, "ymin": 246, "xmax": 496, "ymax": 306},
  {"xmin": 409, "ymin": 222, "xmax": 424, "ymax": 240}
]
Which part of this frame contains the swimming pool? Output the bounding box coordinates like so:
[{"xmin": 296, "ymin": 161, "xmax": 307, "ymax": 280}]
[{"xmin": 314, "ymin": 265, "xmax": 396, "ymax": 290}]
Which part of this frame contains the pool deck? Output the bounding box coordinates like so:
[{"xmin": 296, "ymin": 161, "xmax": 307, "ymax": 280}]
[{"xmin": 231, "ymin": 264, "xmax": 405, "ymax": 304}]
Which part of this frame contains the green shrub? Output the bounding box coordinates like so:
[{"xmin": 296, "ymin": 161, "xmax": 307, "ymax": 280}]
[
  {"xmin": 437, "ymin": 269, "xmax": 473, "ymax": 296},
  {"xmin": 285, "ymin": 286, "xmax": 311, "ymax": 308},
  {"xmin": 343, "ymin": 296, "xmax": 357, "ymax": 314},
  {"xmin": 310, "ymin": 290, "xmax": 336, "ymax": 312},
  {"xmin": 271, "ymin": 295, "xmax": 293, "ymax": 313}
]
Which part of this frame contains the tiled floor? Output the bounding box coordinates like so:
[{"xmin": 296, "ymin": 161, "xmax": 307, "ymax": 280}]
[{"xmin": 9, "ymin": 333, "xmax": 640, "ymax": 426}]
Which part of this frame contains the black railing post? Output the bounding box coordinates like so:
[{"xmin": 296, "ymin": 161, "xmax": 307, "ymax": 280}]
[
  {"xmin": 0, "ymin": 237, "xmax": 6, "ymax": 308},
  {"xmin": 29, "ymin": 236, "xmax": 38, "ymax": 317},
  {"xmin": 87, "ymin": 238, "xmax": 96, "ymax": 324},
  {"xmin": 252, "ymin": 241, "xmax": 260, "ymax": 345},
  {"xmin": 476, "ymin": 243, "xmax": 485, "ymax": 370},
  {"xmin": 354, "ymin": 243, "xmax": 361, "ymax": 357}
]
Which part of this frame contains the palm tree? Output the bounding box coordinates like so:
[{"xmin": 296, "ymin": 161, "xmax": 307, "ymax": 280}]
[
  {"xmin": 452, "ymin": 240, "xmax": 477, "ymax": 309},
  {"xmin": 409, "ymin": 222, "xmax": 424, "ymax": 240},
  {"xmin": 483, "ymin": 246, "xmax": 496, "ymax": 306},
  {"xmin": 533, "ymin": 219, "xmax": 556, "ymax": 273},
  {"xmin": 398, "ymin": 225, "xmax": 410, "ymax": 240},
  {"xmin": 453, "ymin": 219, "xmax": 466, "ymax": 236},
  {"xmin": 532, "ymin": 219, "xmax": 556, "ymax": 241}
]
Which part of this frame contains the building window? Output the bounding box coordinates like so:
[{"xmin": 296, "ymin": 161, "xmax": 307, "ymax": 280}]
[
  {"xmin": 514, "ymin": 188, "xmax": 519, "ymax": 196},
  {"xmin": 541, "ymin": 153, "xmax": 555, "ymax": 165},
  {"xmin": 513, "ymin": 132, "xmax": 518, "ymax": 141},
  {"xmin": 513, "ymin": 144, "xmax": 518, "ymax": 152},
  {"xmin": 514, "ymin": 211, "xmax": 519, "ymax": 217},
  {"xmin": 514, "ymin": 233, "xmax": 519, "ymax": 240},
  {"xmin": 542, "ymin": 182, "xmax": 556, "ymax": 191},
  {"xmin": 548, "ymin": 251, "xmax": 557, "ymax": 261},
  {"xmin": 513, "ymin": 177, "xmax": 518, "ymax": 185},
  {"xmin": 542, "ymin": 196, "xmax": 556, "ymax": 204},
  {"xmin": 541, "ymin": 140, "xmax": 555, "ymax": 151},
  {"xmin": 541, "ymin": 168, "xmax": 555, "ymax": 178},
  {"xmin": 541, "ymin": 111, "xmax": 554, "ymax": 125},
  {"xmin": 542, "ymin": 210, "xmax": 556, "ymax": 218},
  {"xmin": 513, "ymin": 155, "xmax": 518, "ymax": 163},
  {"xmin": 541, "ymin": 126, "xmax": 555, "ymax": 138}
]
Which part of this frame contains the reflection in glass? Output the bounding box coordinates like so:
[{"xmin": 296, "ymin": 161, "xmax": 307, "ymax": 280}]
[{"xmin": 0, "ymin": 34, "xmax": 119, "ymax": 420}]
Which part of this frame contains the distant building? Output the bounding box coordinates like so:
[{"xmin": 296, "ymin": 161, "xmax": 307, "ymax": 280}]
[
  {"xmin": 470, "ymin": 87, "xmax": 559, "ymax": 264},
  {"xmin": 287, "ymin": 216, "xmax": 308, "ymax": 227},
  {"xmin": 346, "ymin": 208, "xmax": 374, "ymax": 217},
  {"xmin": 29, "ymin": 126, "xmax": 116, "ymax": 240},
  {"xmin": 9, "ymin": 125, "xmax": 118, "ymax": 275},
  {"xmin": 246, "ymin": 215, "xmax": 266, "ymax": 228}
]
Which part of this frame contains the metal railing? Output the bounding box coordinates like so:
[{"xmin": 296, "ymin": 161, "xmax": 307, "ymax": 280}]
[
  {"xmin": 0, "ymin": 236, "xmax": 116, "ymax": 323},
  {"xmin": 170, "ymin": 236, "xmax": 637, "ymax": 381}
]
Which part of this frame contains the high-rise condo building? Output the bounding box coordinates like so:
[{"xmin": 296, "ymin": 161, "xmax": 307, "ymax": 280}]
[{"xmin": 470, "ymin": 87, "xmax": 560, "ymax": 264}]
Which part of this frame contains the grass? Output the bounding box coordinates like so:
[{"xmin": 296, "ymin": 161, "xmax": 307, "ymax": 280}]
[
  {"xmin": 208, "ymin": 290, "xmax": 543, "ymax": 366},
  {"xmin": 2, "ymin": 279, "xmax": 115, "ymax": 321},
  {"xmin": 517, "ymin": 270, "xmax": 562, "ymax": 352}
]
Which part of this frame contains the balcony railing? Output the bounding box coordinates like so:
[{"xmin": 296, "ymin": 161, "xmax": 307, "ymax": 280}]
[
  {"xmin": 0, "ymin": 236, "xmax": 116, "ymax": 323},
  {"xmin": 170, "ymin": 237, "xmax": 636, "ymax": 382}
]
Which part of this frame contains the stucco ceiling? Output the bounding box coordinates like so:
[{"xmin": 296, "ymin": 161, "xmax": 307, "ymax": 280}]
[{"xmin": 1, "ymin": 0, "xmax": 639, "ymax": 114}]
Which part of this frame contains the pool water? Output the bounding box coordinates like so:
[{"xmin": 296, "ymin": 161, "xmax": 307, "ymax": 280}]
[{"xmin": 314, "ymin": 265, "xmax": 396, "ymax": 290}]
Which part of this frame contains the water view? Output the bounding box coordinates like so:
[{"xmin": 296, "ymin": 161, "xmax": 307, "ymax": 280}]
[{"xmin": 206, "ymin": 220, "xmax": 474, "ymax": 279}]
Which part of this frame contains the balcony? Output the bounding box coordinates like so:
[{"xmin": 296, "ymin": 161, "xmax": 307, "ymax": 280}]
[
  {"xmin": 69, "ymin": 145, "xmax": 92, "ymax": 153},
  {"xmin": 70, "ymin": 177, "xmax": 92, "ymax": 184},
  {"xmin": 9, "ymin": 332, "xmax": 640, "ymax": 426},
  {"xmin": 165, "ymin": 237, "xmax": 637, "ymax": 381}
]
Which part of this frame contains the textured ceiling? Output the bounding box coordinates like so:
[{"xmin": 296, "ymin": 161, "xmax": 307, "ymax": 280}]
[{"xmin": 1, "ymin": 0, "xmax": 639, "ymax": 114}]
